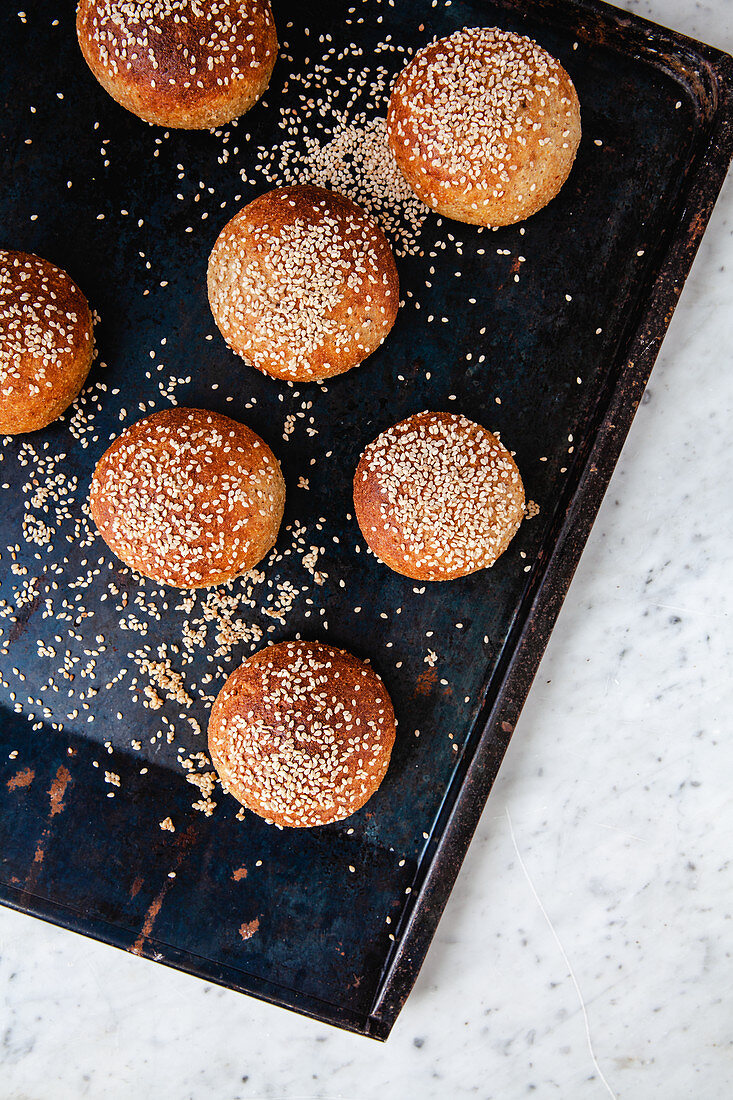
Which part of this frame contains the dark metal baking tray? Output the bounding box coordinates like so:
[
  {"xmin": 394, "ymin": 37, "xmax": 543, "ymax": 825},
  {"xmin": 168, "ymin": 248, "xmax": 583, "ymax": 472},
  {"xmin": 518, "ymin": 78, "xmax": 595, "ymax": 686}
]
[{"xmin": 1, "ymin": 0, "xmax": 731, "ymax": 1039}]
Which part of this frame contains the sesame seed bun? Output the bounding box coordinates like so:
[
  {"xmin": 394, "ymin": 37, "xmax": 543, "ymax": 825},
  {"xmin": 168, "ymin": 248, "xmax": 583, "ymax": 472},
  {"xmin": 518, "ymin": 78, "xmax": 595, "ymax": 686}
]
[
  {"xmin": 209, "ymin": 640, "xmax": 397, "ymax": 828},
  {"xmin": 386, "ymin": 27, "xmax": 581, "ymax": 226},
  {"xmin": 89, "ymin": 407, "xmax": 285, "ymax": 588},
  {"xmin": 207, "ymin": 184, "xmax": 400, "ymax": 383},
  {"xmin": 76, "ymin": 0, "xmax": 278, "ymax": 130},
  {"xmin": 354, "ymin": 411, "xmax": 525, "ymax": 581},
  {"xmin": 0, "ymin": 251, "xmax": 94, "ymax": 436}
]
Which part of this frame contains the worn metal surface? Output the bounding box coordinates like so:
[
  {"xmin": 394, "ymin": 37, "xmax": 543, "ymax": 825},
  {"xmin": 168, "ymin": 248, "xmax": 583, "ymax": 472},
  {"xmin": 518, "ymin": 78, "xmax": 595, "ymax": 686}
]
[{"xmin": 1, "ymin": 0, "xmax": 731, "ymax": 1038}]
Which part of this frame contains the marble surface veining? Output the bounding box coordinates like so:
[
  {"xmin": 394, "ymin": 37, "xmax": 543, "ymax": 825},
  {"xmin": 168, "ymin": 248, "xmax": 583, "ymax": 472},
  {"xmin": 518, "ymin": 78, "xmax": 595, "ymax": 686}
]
[{"xmin": 2, "ymin": 1, "xmax": 732, "ymax": 1097}]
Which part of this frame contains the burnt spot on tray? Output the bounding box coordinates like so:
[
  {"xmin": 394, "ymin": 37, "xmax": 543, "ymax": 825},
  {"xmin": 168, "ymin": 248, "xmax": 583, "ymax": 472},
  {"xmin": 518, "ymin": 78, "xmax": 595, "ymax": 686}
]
[
  {"xmin": 238, "ymin": 917, "xmax": 260, "ymax": 941},
  {"xmin": 6, "ymin": 767, "xmax": 35, "ymax": 791}
]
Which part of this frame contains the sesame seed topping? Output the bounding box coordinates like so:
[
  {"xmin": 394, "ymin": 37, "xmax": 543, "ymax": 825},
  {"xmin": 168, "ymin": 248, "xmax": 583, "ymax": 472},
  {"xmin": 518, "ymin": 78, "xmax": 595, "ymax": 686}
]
[
  {"xmin": 208, "ymin": 184, "xmax": 399, "ymax": 382},
  {"xmin": 0, "ymin": 251, "xmax": 94, "ymax": 434},
  {"xmin": 355, "ymin": 411, "xmax": 525, "ymax": 580},
  {"xmin": 209, "ymin": 640, "xmax": 396, "ymax": 828},
  {"xmin": 387, "ymin": 27, "xmax": 580, "ymax": 225},
  {"xmin": 89, "ymin": 407, "xmax": 285, "ymax": 587},
  {"xmin": 77, "ymin": 0, "xmax": 277, "ymax": 128}
]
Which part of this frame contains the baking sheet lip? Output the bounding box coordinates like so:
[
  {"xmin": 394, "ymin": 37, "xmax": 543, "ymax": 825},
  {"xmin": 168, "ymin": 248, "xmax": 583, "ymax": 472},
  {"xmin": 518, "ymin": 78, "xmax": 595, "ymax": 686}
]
[
  {"xmin": 366, "ymin": 26, "xmax": 733, "ymax": 1041},
  {"xmin": 0, "ymin": 875, "xmax": 378, "ymax": 1038},
  {"xmin": 511, "ymin": 0, "xmax": 731, "ymax": 73},
  {"xmin": 3, "ymin": 0, "xmax": 733, "ymax": 1046}
]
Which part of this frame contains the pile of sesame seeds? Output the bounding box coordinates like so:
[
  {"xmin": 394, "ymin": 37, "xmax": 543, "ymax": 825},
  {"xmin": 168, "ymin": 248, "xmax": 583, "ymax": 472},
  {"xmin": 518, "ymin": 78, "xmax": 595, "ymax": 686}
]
[
  {"xmin": 66, "ymin": 378, "xmax": 108, "ymax": 449},
  {"xmin": 16, "ymin": 442, "xmax": 77, "ymax": 549},
  {"xmin": 388, "ymin": 27, "xmax": 566, "ymax": 190},
  {"xmin": 357, "ymin": 412, "xmax": 525, "ymax": 578},
  {"xmin": 249, "ymin": 34, "xmax": 429, "ymax": 256},
  {"xmin": 210, "ymin": 641, "xmax": 395, "ymax": 827},
  {"xmin": 254, "ymin": 113, "xmax": 429, "ymax": 257}
]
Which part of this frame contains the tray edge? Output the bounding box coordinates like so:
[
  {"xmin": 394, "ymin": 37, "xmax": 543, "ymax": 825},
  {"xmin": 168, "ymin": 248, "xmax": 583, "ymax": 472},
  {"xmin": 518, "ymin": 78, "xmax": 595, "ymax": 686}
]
[{"xmin": 367, "ymin": 0, "xmax": 733, "ymax": 1041}]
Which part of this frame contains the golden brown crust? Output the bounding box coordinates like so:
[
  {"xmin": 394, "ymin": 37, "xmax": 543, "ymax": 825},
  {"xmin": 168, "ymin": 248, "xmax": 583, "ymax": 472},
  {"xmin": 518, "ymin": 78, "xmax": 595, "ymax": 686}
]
[
  {"xmin": 353, "ymin": 411, "xmax": 525, "ymax": 581},
  {"xmin": 209, "ymin": 640, "xmax": 396, "ymax": 828},
  {"xmin": 76, "ymin": 0, "xmax": 278, "ymax": 129},
  {"xmin": 0, "ymin": 250, "xmax": 94, "ymax": 436},
  {"xmin": 89, "ymin": 407, "xmax": 285, "ymax": 587},
  {"xmin": 207, "ymin": 184, "xmax": 400, "ymax": 382},
  {"xmin": 387, "ymin": 27, "xmax": 581, "ymax": 226}
]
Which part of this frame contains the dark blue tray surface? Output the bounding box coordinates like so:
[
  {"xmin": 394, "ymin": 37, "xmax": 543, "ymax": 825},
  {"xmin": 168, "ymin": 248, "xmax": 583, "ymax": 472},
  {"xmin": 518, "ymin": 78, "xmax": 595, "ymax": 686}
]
[{"xmin": 1, "ymin": 0, "xmax": 731, "ymax": 1037}]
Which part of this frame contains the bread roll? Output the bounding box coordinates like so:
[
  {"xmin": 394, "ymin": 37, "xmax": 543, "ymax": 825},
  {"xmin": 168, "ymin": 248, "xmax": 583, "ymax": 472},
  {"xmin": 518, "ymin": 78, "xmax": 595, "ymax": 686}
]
[
  {"xmin": 354, "ymin": 410, "xmax": 525, "ymax": 581},
  {"xmin": 76, "ymin": 0, "xmax": 278, "ymax": 129},
  {"xmin": 89, "ymin": 407, "xmax": 285, "ymax": 587},
  {"xmin": 209, "ymin": 640, "xmax": 396, "ymax": 827},
  {"xmin": 0, "ymin": 250, "xmax": 94, "ymax": 435},
  {"xmin": 387, "ymin": 27, "xmax": 581, "ymax": 225},
  {"xmin": 207, "ymin": 184, "xmax": 399, "ymax": 382}
]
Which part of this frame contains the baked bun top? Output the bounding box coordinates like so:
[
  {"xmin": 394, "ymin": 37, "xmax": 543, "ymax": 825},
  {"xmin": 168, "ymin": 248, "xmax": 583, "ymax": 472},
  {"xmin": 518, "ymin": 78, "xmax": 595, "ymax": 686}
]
[
  {"xmin": 76, "ymin": 0, "xmax": 278, "ymax": 129},
  {"xmin": 207, "ymin": 184, "xmax": 399, "ymax": 382},
  {"xmin": 387, "ymin": 26, "xmax": 580, "ymax": 225},
  {"xmin": 0, "ymin": 250, "xmax": 94, "ymax": 435},
  {"xmin": 354, "ymin": 411, "xmax": 525, "ymax": 581},
  {"xmin": 89, "ymin": 407, "xmax": 285, "ymax": 588},
  {"xmin": 209, "ymin": 640, "xmax": 396, "ymax": 828}
]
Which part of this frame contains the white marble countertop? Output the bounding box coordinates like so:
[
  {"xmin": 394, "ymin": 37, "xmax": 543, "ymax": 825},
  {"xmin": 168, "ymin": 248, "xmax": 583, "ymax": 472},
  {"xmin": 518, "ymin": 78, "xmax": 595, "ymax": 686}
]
[{"xmin": 2, "ymin": 1, "xmax": 732, "ymax": 1097}]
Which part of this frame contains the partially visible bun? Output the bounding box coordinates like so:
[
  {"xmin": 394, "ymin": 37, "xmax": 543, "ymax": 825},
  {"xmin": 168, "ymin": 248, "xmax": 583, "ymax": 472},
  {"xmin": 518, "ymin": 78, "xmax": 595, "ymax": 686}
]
[
  {"xmin": 0, "ymin": 251, "xmax": 93, "ymax": 435},
  {"xmin": 354, "ymin": 411, "xmax": 525, "ymax": 581},
  {"xmin": 387, "ymin": 27, "xmax": 581, "ymax": 226},
  {"xmin": 209, "ymin": 640, "xmax": 396, "ymax": 828},
  {"xmin": 207, "ymin": 184, "xmax": 399, "ymax": 383},
  {"xmin": 89, "ymin": 407, "xmax": 285, "ymax": 587},
  {"xmin": 76, "ymin": 0, "xmax": 278, "ymax": 129}
]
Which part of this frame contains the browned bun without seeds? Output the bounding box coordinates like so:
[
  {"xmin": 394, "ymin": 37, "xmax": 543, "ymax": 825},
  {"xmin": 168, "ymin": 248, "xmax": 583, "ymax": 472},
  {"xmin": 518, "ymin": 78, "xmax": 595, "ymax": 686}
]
[
  {"xmin": 0, "ymin": 251, "xmax": 94, "ymax": 436},
  {"xmin": 354, "ymin": 411, "xmax": 525, "ymax": 581},
  {"xmin": 209, "ymin": 640, "xmax": 397, "ymax": 828},
  {"xmin": 76, "ymin": 0, "xmax": 278, "ymax": 130},
  {"xmin": 207, "ymin": 184, "xmax": 400, "ymax": 383},
  {"xmin": 89, "ymin": 407, "xmax": 285, "ymax": 587},
  {"xmin": 387, "ymin": 27, "xmax": 581, "ymax": 226}
]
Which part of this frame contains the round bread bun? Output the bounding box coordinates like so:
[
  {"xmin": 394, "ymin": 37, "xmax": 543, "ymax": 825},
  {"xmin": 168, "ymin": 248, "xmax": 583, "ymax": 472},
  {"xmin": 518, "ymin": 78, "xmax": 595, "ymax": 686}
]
[
  {"xmin": 386, "ymin": 27, "xmax": 581, "ymax": 226},
  {"xmin": 89, "ymin": 407, "xmax": 285, "ymax": 587},
  {"xmin": 209, "ymin": 640, "xmax": 396, "ymax": 828},
  {"xmin": 207, "ymin": 184, "xmax": 399, "ymax": 383},
  {"xmin": 0, "ymin": 251, "xmax": 94, "ymax": 436},
  {"xmin": 76, "ymin": 0, "xmax": 278, "ymax": 130},
  {"xmin": 354, "ymin": 411, "xmax": 525, "ymax": 581}
]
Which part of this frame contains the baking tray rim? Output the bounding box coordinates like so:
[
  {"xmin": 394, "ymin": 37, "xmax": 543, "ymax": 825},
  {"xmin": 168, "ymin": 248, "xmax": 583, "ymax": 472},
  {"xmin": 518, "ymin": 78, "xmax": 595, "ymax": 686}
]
[
  {"xmin": 367, "ymin": 0, "xmax": 733, "ymax": 1041},
  {"xmin": 1, "ymin": 0, "xmax": 732, "ymax": 1042}
]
